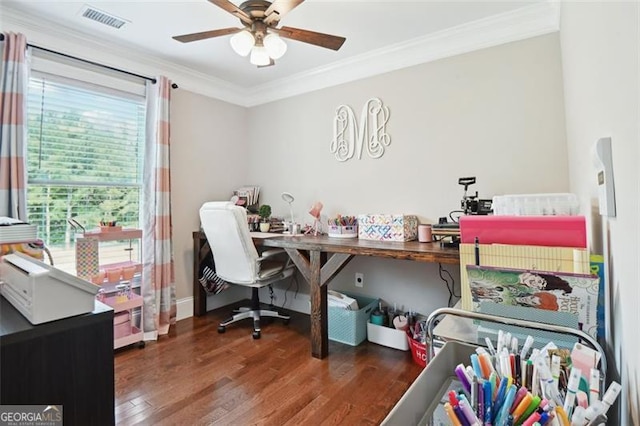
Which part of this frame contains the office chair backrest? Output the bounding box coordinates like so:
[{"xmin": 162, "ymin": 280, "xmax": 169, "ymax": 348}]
[{"xmin": 199, "ymin": 202, "xmax": 260, "ymax": 284}]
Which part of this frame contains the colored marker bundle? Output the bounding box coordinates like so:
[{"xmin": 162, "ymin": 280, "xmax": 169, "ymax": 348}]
[{"xmin": 442, "ymin": 330, "xmax": 621, "ymax": 426}]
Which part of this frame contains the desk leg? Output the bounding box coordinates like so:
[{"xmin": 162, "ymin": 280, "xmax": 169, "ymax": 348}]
[{"xmin": 308, "ymin": 249, "xmax": 327, "ymax": 359}]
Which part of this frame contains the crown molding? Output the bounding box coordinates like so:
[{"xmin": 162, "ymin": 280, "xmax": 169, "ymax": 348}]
[
  {"xmin": 1, "ymin": 6, "xmax": 250, "ymax": 106},
  {"xmin": 244, "ymin": 1, "xmax": 560, "ymax": 106},
  {"xmin": 1, "ymin": 1, "xmax": 559, "ymax": 107}
]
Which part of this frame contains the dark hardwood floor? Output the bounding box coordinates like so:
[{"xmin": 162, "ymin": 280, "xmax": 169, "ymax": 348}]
[{"xmin": 114, "ymin": 301, "xmax": 422, "ymax": 425}]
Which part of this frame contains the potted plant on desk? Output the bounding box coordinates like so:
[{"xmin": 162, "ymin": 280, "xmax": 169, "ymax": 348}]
[{"xmin": 258, "ymin": 204, "xmax": 272, "ymax": 232}]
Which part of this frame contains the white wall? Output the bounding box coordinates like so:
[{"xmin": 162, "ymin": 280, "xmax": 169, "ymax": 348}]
[
  {"xmin": 170, "ymin": 89, "xmax": 249, "ymax": 314},
  {"xmin": 245, "ymin": 33, "xmax": 570, "ymax": 316},
  {"xmin": 559, "ymin": 3, "xmax": 639, "ymax": 424}
]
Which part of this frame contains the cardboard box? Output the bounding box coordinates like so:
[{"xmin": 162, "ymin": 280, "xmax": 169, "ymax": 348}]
[{"xmin": 357, "ymin": 214, "xmax": 418, "ymax": 241}]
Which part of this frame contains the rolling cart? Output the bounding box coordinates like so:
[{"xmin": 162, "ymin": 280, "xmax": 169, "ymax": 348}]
[{"xmin": 382, "ymin": 308, "xmax": 609, "ymax": 426}]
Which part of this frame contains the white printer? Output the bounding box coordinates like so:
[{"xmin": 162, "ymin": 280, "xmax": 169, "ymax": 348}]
[{"xmin": 0, "ymin": 252, "xmax": 99, "ymax": 324}]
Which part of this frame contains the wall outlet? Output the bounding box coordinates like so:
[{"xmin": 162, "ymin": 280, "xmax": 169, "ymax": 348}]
[{"xmin": 355, "ymin": 272, "xmax": 364, "ymax": 288}]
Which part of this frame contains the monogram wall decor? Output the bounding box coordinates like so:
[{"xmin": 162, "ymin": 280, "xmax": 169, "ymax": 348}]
[{"xmin": 330, "ymin": 97, "xmax": 391, "ymax": 162}]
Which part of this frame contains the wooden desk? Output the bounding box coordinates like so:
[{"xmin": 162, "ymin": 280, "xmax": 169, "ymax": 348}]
[
  {"xmin": 193, "ymin": 232, "xmax": 460, "ymax": 359},
  {"xmin": 260, "ymin": 235, "xmax": 459, "ymax": 359}
]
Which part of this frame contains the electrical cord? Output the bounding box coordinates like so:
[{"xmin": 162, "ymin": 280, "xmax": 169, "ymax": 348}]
[
  {"xmin": 439, "ymin": 262, "xmax": 459, "ymax": 307},
  {"xmin": 448, "ymin": 210, "xmax": 464, "ymax": 223},
  {"xmin": 282, "ymin": 274, "xmax": 299, "ymax": 309}
]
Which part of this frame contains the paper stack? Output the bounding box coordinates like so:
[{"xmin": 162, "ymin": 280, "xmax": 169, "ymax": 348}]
[{"xmin": 0, "ymin": 217, "xmax": 38, "ymax": 244}]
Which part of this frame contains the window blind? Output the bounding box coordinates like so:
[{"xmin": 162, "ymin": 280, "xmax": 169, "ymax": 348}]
[{"xmin": 26, "ymin": 74, "xmax": 146, "ymax": 270}]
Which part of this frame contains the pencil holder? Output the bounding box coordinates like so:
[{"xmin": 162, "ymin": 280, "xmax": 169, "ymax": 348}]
[{"xmin": 327, "ymin": 225, "xmax": 358, "ymax": 238}]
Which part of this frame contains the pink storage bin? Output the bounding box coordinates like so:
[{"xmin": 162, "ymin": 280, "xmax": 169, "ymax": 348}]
[
  {"xmin": 459, "ymin": 215, "xmax": 587, "ymax": 248},
  {"xmin": 114, "ymin": 312, "xmax": 131, "ymax": 339}
]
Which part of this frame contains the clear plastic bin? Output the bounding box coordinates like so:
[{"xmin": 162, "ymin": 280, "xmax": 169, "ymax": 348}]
[{"xmin": 492, "ymin": 193, "xmax": 579, "ymax": 216}]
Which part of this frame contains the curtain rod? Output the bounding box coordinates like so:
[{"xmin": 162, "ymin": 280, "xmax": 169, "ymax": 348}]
[{"xmin": 0, "ymin": 33, "xmax": 179, "ymax": 89}]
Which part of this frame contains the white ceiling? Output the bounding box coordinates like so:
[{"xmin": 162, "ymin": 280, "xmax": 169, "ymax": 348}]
[{"xmin": 1, "ymin": 0, "xmax": 558, "ymax": 106}]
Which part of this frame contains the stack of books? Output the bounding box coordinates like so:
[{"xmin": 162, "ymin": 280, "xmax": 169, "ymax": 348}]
[{"xmin": 0, "ymin": 217, "xmax": 38, "ymax": 244}]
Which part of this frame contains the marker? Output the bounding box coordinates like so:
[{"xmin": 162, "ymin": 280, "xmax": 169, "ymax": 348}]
[
  {"xmin": 538, "ymin": 411, "xmax": 550, "ymax": 426},
  {"xmin": 471, "ymin": 354, "xmax": 483, "ymax": 379},
  {"xmin": 478, "ymin": 381, "xmax": 485, "ymax": 421},
  {"xmin": 453, "ymin": 403, "xmax": 471, "ymax": 426},
  {"xmin": 455, "ymin": 364, "xmax": 472, "ymax": 394},
  {"xmin": 516, "ymin": 395, "xmax": 541, "ymax": 426},
  {"xmin": 444, "ymin": 402, "xmax": 463, "ymax": 426},
  {"xmin": 520, "ymin": 335, "xmax": 534, "ymax": 360},
  {"xmin": 493, "ymin": 376, "xmax": 509, "ymax": 422},
  {"xmin": 479, "ymin": 353, "xmax": 492, "ymax": 379},
  {"xmin": 571, "ymin": 406, "xmax": 586, "ymax": 426},
  {"xmin": 521, "ymin": 411, "xmax": 541, "ymax": 426},
  {"xmin": 589, "ymin": 368, "xmax": 600, "ymax": 404},
  {"xmin": 486, "ymin": 337, "xmax": 497, "ymax": 357},
  {"xmin": 510, "ymin": 386, "xmax": 529, "ymax": 413},
  {"xmin": 495, "ymin": 385, "xmax": 517, "ymax": 426},
  {"xmin": 484, "ymin": 379, "xmax": 493, "ymax": 425},
  {"xmin": 563, "ymin": 367, "xmax": 582, "ymax": 418},
  {"xmin": 475, "ymin": 237, "xmax": 480, "ymax": 265},
  {"xmin": 449, "ymin": 390, "xmax": 460, "ymax": 407},
  {"xmin": 526, "ymin": 360, "xmax": 534, "ymax": 390},
  {"xmin": 459, "ymin": 399, "xmax": 480, "ymax": 426},
  {"xmin": 512, "ymin": 392, "xmax": 533, "ymax": 423}
]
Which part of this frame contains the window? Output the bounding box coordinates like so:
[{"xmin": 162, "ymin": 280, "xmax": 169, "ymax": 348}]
[{"xmin": 26, "ymin": 73, "xmax": 146, "ymax": 272}]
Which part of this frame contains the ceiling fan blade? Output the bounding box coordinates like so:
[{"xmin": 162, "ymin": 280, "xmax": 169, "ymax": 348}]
[
  {"xmin": 173, "ymin": 27, "xmax": 241, "ymax": 43},
  {"xmin": 263, "ymin": 0, "xmax": 304, "ymax": 25},
  {"xmin": 275, "ymin": 26, "xmax": 346, "ymax": 51},
  {"xmin": 258, "ymin": 58, "xmax": 276, "ymax": 68},
  {"xmin": 207, "ymin": 0, "xmax": 253, "ymax": 25}
]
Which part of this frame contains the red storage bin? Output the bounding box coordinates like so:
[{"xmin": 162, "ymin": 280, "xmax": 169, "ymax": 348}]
[{"xmin": 407, "ymin": 332, "xmax": 428, "ymax": 368}]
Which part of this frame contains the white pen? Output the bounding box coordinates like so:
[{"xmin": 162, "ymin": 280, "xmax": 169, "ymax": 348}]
[
  {"xmin": 511, "ymin": 336, "xmax": 518, "ymax": 354},
  {"xmin": 497, "ymin": 330, "xmax": 504, "ymax": 354},
  {"xmin": 564, "ymin": 366, "xmax": 582, "ymax": 418},
  {"xmin": 520, "ymin": 335, "xmax": 534, "ymax": 360},
  {"xmin": 485, "ymin": 337, "xmax": 497, "ymax": 357},
  {"xmin": 589, "ymin": 368, "xmax": 600, "ymax": 404}
]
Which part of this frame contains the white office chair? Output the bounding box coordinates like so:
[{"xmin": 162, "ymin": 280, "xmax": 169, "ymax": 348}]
[{"xmin": 199, "ymin": 201, "xmax": 294, "ymax": 339}]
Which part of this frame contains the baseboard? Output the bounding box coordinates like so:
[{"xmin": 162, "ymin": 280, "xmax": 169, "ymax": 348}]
[{"xmin": 176, "ymin": 297, "xmax": 194, "ymax": 321}]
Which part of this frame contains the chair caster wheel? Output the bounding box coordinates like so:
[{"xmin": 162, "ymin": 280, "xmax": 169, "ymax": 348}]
[
  {"xmin": 218, "ymin": 326, "xmax": 226, "ymax": 334},
  {"xmin": 252, "ymin": 330, "xmax": 261, "ymax": 339},
  {"xmin": 138, "ymin": 341, "xmax": 145, "ymax": 349}
]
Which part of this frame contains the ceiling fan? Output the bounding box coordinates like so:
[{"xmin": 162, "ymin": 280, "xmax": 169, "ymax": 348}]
[{"xmin": 172, "ymin": 0, "xmax": 346, "ymax": 67}]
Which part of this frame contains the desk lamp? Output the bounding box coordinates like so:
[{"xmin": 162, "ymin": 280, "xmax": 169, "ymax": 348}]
[{"xmin": 282, "ymin": 192, "xmax": 295, "ymax": 227}]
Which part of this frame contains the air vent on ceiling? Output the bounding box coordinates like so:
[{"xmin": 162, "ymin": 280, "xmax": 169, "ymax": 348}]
[{"xmin": 80, "ymin": 5, "xmax": 128, "ymax": 29}]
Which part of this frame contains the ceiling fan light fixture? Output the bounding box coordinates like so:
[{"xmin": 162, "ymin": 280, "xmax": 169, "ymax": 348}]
[
  {"xmin": 264, "ymin": 33, "xmax": 287, "ymax": 60},
  {"xmin": 230, "ymin": 30, "xmax": 255, "ymax": 57},
  {"xmin": 250, "ymin": 45, "xmax": 271, "ymax": 66}
]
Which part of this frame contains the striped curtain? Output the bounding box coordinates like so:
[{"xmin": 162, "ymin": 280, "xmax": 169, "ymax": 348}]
[
  {"xmin": 0, "ymin": 32, "xmax": 29, "ymax": 220},
  {"xmin": 142, "ymin": 76, "xmax": 176, "ymax": 339}
]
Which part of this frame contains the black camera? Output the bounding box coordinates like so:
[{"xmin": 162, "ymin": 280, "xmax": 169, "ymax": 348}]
[{"xmin": 459, "ymin": 177, "xmax": 492, "ymax": 215}]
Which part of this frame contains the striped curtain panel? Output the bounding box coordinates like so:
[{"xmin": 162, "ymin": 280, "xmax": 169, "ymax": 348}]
[
  {"xmin": 0, "ymin": 32, "xmax": 29, "ymax": 220},
  {"xmin": 142, "ymin": 76, "xmax": 176, "ymax": 339}
]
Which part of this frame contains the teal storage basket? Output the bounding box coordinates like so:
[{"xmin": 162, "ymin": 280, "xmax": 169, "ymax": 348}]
[{"xmin": 328, "ymin": 292, "xmax": 378, "ymax": 346}]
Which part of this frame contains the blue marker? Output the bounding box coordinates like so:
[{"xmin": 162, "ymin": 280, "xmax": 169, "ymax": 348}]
[
  {"xmin": 495, "ymin": 385, "xmax": 517, "ymax": 426},
  {"xmin": 471, "ymin": 354, "xmax": 483, "ymax": 378},
  {"xmin": 484, "ymin": 380, "xmax": 493, "ymax": 425},
  {"xmin": 492, "ymin": 377, "xmax": 508, "ymax": 423}
]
